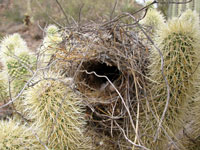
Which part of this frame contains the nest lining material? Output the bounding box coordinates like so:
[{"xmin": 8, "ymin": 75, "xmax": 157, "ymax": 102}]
[{"xmin": 55, "ymin": 24, "xmax": 149, "ymax": 149}]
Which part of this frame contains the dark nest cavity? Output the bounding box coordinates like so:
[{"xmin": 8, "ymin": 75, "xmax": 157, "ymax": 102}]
[{"xmin": 77, "ymin": 60, "xmax": 122, "ymax": 94}]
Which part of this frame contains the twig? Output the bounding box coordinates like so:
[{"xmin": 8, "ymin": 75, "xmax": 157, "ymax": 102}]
[
  {"xmin": 115, "ymin": 121, "xmax": 150, "ymax": 150},
  {"xmin": 55, "ymin": 0, "xmax": 70, "ymax": 25},
  {"xmin": 123, "ymin": 12, "xmax": 171, "ymax": 142},
  {"xmin": 81, "ymin": 70, "xmax": 137, "ymax": 134},
  {"xmin": 4, "ymin": 51, "xmax": 34, "ymax": 75},
  {"xmin": 148, "ymin": 90, "xmax": 180, "ymax": 149},
  {"xmin": 33, "ymin": 131, "xmax": 50, "ymax": 150},
  {"xmin": 110, "ymin": 0, "xmax": 118, "ymax": 21},
  {"xmin": 0, "ymin": 71, "xmax": 37, "ymax": 109},
  {"xmin": 156, "ymin": 0, "xmax": 192, "ymax": 4},
  {"xmin": 35, "ymin": 0, "xmax": 63, "ymax": 28},
  {"xmin": 0, "ymin": 60, "xmax": 57, "ymax": 109},
  {"xmin": 101, "ymin": 0, "xmax": 156, "ymax": 28},
  {"xmin": 132, "ymin": 71, "xmax": 141, "ymax": 148},
  {"xmin": 78, "ymin": 3, "xmax": 85, "ymax": 30}
]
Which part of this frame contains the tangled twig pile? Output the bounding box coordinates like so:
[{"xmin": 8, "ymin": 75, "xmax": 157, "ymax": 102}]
[{"xmin": 53, "ymin": 19, "xmax": 150, "ymax": 149}]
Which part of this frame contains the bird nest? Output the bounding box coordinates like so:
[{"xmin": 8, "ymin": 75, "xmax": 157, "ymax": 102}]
[{"xmin": 55, "ymin": 22, "xmax": 150, "ymax": 149}]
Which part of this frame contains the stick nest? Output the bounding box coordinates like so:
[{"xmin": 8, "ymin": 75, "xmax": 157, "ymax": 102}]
[{"xmin": 54, "ymin": 22, "xmax": 150, "ymax": 149}]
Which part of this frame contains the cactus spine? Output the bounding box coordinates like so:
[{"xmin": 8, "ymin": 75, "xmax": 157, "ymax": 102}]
[
  {"xmin": 0, "ymin": 33, "xmax": 35, "ymax": 95},
  {"xmin": 0, "ymin": 119, "xmax": 44, "ymax": 150},
  {"xmin": 140, "ymin": 7, "xmax": 166, "ymax": 33},
  {"xmin": 23, "ymin": 72, "xmax": 91, "ymax": 150},
  {"xmin": 142, "ymin": 10, "xmax": 200, "ymax": 149},
  {"xmin": 0, "ymin": 72, "xmax": 8, "ymax": 103},
  {"xmin": 39, "ymin": 25, "xmax": 62, "ymax": 68},
  {"xmin": 177, "ymin": 11, "xmax": 200, "ymax": 149}
]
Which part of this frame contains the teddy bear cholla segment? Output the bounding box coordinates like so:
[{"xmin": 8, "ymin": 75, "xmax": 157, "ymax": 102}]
[
  {"xmin": 141, "ymin": 10, "xmax": 200, "ymax": 149},
  {"xmin": 23, "ymin": 72, "xmax": 91, "ymax": 150},
  {"xmin": 0, "ymin": 119, "xmax": 44, "ymax": 150}
]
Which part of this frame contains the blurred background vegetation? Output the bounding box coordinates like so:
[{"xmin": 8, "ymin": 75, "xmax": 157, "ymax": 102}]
[
  {"xmin": 0, "ymin": 0, "xmax": 143, "ymax": 26},
  {"xmin": 0, "ymin": 0, "xmax": 146, "ymax": 52},
  {"xmin": 0, "ymin": 0, "xmax": 144, "ymax": 46},
  {"xmin": 0, "ymin": 0, "xmax": 198, "ymax": 30}
]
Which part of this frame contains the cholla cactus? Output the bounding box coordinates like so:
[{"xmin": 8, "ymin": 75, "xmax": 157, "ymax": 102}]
[
  {"xmin": 140, "ymin": 8, "xmax": 166, "ymax": 32},
  {"xmin": 139, "ymin": 2, "xmax": 166, "ymax": 43},
  {"xmin": 23, "ymin": 72, "xmax": 91, "ymax": 150},
  {"xmin": 0, "ymin": 33, "xmax": 29, "ymax": 60},
  {"xmin": 6, "ymin": 53, "xmax": 31, "ymax": 79},
  {"xmin": 0, "ymin": 72, "xmax": 8, "ymax": 103},
  {"xmin": 0, "ymin": 33, "xmax": 34, "ymax": 79},
  {"xmin": 46, "ymin": 24, "xmax": 60, "ymax": 34},
  {"xmin": 43, "ymin": 24, "xmax": 62, "ymax": 47},
  {"xmin": 0, "ymin": 33, "xmax": 36, "ymax": 116},
  {"xmin": 140, "ymin": 0, "xmax": 165, "ymax": 32},
  {"xmin": 142, "ymin": 10, "xmax": 200, "ymax": 149},
  {"xmin": 0, "ymin": 119, "xmax": 44, "ymax": 150},
  {"xmin": 182, "ymin": 88, "xmax": 200, "ymax": 150},
  {"xmin": 39, "ymin": 25, "xmax": 62, "ymax": 67},
  {"xmin": 0, "ymin": 33, "xmax": 35, "ymax": 95},
  {"xmin": 145, "ymin": 0, "xmax": 156, "ymax": 9},
  {"xmin": 179, "ymin": 9, "xmax": 199, "ymax": 26},
  {"xmin": 176, "ymin": 11, "xmax": 200, "ymax": 149}
]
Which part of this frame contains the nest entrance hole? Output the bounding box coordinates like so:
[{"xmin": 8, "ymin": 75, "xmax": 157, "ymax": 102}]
[
  {"xmin": 77, "ymin": 60, "xmax": 128, "ymax": 137},
  {"xmin": 79, "ymin": 60, "xmax": 121, "ymax": 91}
]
